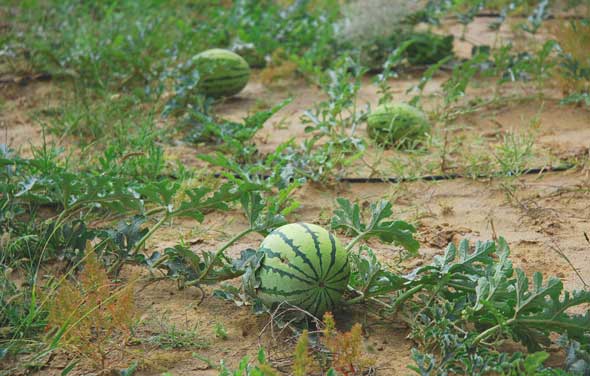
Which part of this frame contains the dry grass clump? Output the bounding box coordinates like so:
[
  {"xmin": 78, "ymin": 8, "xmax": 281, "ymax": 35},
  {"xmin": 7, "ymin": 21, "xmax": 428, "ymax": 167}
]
[
  {"xmin": 290, "ymin": 312, "xmax": 374, "ymax": 375},
  {"xmin": 47, "ymin": 242, "xmax": 136, "ymax": 371}
]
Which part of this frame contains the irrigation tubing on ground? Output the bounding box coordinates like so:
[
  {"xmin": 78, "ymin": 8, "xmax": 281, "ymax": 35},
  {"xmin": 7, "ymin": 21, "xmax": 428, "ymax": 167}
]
[
  {"xmin": 207, "ymin": 164, "xmax": 577, "ymax": 185},
  {"xmin": 450, "ymin": 13, "xmax": 586, "ymax": 20},
  {"xmin": 336, "ymin": 164, "xmax": 576, "ymax": 183}
]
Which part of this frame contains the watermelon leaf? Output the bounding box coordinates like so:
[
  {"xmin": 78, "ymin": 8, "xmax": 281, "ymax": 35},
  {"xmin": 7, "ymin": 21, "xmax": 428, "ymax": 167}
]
[
  {"xmin": 348, "ymin": 246, "xmax": 405, "ymax": 298},
  {"xmin": 156, "ymin": 244, "xmax": 251, "ymax": 288},
  {"xmin": 331, "ymin": 198, "xmax": 419, "ymax": 254},
  {"xmin": 239, "ymin": 191, "xmax": 289, "ymax": 236},
  {"xmin": 400, "ymin": 237, "xmax": 590, "ymax": 354}
]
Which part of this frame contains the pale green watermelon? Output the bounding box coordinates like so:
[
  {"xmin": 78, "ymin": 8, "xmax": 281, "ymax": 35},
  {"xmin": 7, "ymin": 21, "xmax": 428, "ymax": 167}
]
[
  {"xmin": 189, "ymin": 49, "xmax": 250, "ymax": 98},
  {"xmin": 367, "ymin": 102, "xmax": 431, "ymax": 148},
  {"xmin": 254, "ymin": 223, "xmax": 350, "ymax": 317}
]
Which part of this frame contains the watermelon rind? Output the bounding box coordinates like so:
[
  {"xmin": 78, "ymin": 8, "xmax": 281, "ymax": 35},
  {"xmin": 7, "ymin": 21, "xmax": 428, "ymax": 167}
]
[
  {"xmin": 188, "ymin": 48, "xmax": 251, "ymax": 98},
  {"xmin": 367, "ymin": 102, "xmax": 431, "ymax": 148},
  {"xmin": 253, "ymin": 223, "xmax": 350, "ymax": 317}
]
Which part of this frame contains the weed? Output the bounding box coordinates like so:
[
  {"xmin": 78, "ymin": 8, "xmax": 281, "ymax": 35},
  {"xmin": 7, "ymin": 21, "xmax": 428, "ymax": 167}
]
[
  {"xmin": 214, "ymin": 322, "xmax": 228, "ymax": 340},
  {"xmin": 374, "ymin": 41, "xmax": 414, "ymax": 105},
  {"xmin": 145, "ymin": 314, "xmax": 209, "ymax": 350},
  {"xmin": 0, "ymin": 266, "xmax": 44, "ymax": 349},
  {"xmin": 219, "ymin": 348, "xmax": 278, "ymax": 376},
  {"xmin": 46, "ymin": 242, "xmax": 136, "ymax": 371},
  {"xmin": 293, "ymin": 329, "xmax": 312, "ymax": 376},
  {"xmin": 494, "ymin": 131, "xmax": 536, "ymax": 176},
  {"xmin": 322, "ymin": 312, "xmax": 374, "ymax": 375}
]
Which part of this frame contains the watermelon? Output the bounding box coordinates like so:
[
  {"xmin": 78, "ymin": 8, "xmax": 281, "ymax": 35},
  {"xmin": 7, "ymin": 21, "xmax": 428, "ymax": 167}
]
[
  {"xmin": 188, "ymin": 49, "xmax": 250, "ymax": 98},
  {"xmin": 253, "ymin": 223, "xmax": 350, "ymax": 317},
  {"xmin": 367, "ymin": 102, "xmax": 431, "ymax": 148}
]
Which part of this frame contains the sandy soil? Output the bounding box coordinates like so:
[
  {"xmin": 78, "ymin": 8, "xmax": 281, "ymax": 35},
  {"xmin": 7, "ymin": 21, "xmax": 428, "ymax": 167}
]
[{"xmin": 2, "ymin": 16, "xmax": 590, "ymax": 376}]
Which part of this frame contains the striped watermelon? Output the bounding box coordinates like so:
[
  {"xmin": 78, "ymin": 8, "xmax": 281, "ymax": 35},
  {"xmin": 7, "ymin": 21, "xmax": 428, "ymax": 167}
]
[
  {"xmin": 367, "ymin": 102, "xmax": 431, "ymax": 148},
  {"xmin": 254, "ymin": 223, "xmax": 350, "ymax": 317},
  {"xmin": 190, "ymin": 49, "xmax": 250, "ymax": 98}
]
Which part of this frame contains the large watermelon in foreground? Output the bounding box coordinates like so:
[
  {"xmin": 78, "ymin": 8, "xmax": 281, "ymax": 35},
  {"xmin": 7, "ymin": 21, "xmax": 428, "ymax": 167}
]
[
  {"xmin": 253, "ymin": 223, "xmax": 350, "ymax": 317},
  {"xmin": 188, "ymin": 49, "xmax": 250, "ymax": 98}
]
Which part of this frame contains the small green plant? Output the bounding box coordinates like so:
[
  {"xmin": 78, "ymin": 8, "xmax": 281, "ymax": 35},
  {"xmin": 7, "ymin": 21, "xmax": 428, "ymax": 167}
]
[
  {"xmin": 374, "ymin": 40, "xmax": 414, "ymax": 105},
  {"xmin": 145, "ymin": 314, "xmax": 209, "ymax": 350},
  {"xmin": 218, "ymin": 348, "xmax": 278, "ymax": 376},
  {"xmin": 293, "ymin": 330, "xmax": 312, "ymax": 376},
  {"xmin": 494, "ymin": 131, "xmax": 536, "ymax": 176},
  {"xmin": 214, "ymin": 322, "xmax": 228, "ymax": 340}
]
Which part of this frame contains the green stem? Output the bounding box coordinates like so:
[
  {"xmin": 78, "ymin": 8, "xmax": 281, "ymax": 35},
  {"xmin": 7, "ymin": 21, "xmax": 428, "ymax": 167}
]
[
  {"xmin": 134, "ymin": 213, "xmax": 170, "ymax": 254},
  {"xmin": 447, "ymin": 281, "xmax": 476, "ymax": 293},
  {"xmin": 32, "ymin": 203, "xmax": 83, "ymax": 290},
  {"xmin": 392, "ymin": 284, "xmax": 424, "ymax": 309},
  {"xmin": 344, "ymin": 285, "xmax": 365, "ymax": 305},
  {"xmin": 135, "ymin": 204, "xmax": 217, "ymax": 257},
  {"xmin": 344, "ymin": 285, "xmax": 394, "ymax": 310},
  {"xmin": 145, "ymin": 206, "xmax": 166, "ymax": 216},
  {"xmin": 195, "ymin": 228, "xmax": 254, "ymax": 283},
  {"xmin": 472, "ymin": 317, "xmax": 590, "ymax": 346},
  {"xmin": 471, "ymin": 318, "xmax": 515, "ymax": 345},
  {"xmin": 369, "ymin": 297, "xmax": 393, "ymax": 309},
  {"xmin": 345, "ymin": 231, "xmax": 367, "ymax": 252}
]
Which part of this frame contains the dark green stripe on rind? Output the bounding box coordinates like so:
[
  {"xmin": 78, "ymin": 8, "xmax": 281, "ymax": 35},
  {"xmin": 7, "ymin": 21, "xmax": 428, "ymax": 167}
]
[
  {"xmin": 298, "ymin": 288, "xmax": 320, "ymax": 309},
  {"xmin": 323, "ymin": 288, "xmax": 336, "ymax": 310},
  {"xmin": 273, "ymin": 230, "xmax": 320, "ymax": 279},
  {"xmin": 200, "ymin": 72, "xmax": 250, "ymax": 84},
  {"xmin": 258, "ymin": 286, "xmax": 310, "ymax": 297},
  {"xmin": 325, "ymin": 284, "xmax": 346, "ymax": 294},
  {"xmin": 324, "ymin": 232, "xmax": 338, "ymax": 280},
  {"xmin": 261, "ymin": 247, "xmax": 282, "ymax": 259},
  {"xmin": 260, "ymin": 265, "xmax": 315, "ymax": 284},
  {"xmin": 262, "ymin": 247, "xmax": 317, "ymax": 281},
  {"xmin": 327, "ymin": 272, "xmax": 349, "ymax": 286},
  {"xmin": 298, "ymin": 223, "xmax": 324, "ymax": 276},
  {"xmin": 200, "ymin": 79, "xmax": 248, "ymax": 90},
  {"xmin": 326, "ymin": 258, "xmax": 349, "ymax": 283},
  {"xmin": 310, "ymin": 289, "xmax": 325, "ymax": 316}
]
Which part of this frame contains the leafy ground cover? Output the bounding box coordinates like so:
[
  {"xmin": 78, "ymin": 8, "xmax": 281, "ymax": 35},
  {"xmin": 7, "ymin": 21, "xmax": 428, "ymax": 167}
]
[{"xmin": 1, "ymin": 0, "xmax": 590, "ymax": 375}]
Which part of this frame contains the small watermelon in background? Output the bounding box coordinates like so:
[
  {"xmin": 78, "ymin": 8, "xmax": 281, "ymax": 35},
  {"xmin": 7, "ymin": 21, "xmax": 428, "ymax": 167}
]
[
  {"xmin": 367, "ymin": 102, "xmax": 431, "ymax": 148},
  {"xmin": 188, "ymin": 49, "xmax": 250, "ymax": 98},
  {"xmin": 252, "ymin": 223, "xmax": 350, "ymax": 317}
]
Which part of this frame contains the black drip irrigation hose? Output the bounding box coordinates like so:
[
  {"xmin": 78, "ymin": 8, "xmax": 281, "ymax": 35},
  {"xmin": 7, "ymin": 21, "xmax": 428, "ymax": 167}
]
[
  {"xmin": 209, "ymin": 164, "xmax": 577, "ymax": 185},
  {"xmin": 336, "ymin": 164, "xmax": 575, "ymax": 184},
  {"xmin": 469, "ymin": 13, "xmax": 586, "ymax": 20}
]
